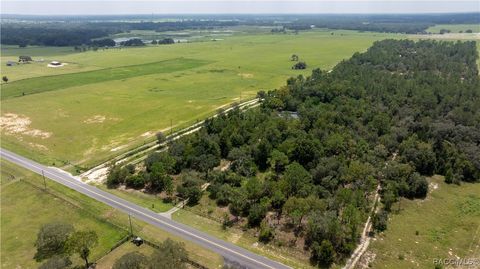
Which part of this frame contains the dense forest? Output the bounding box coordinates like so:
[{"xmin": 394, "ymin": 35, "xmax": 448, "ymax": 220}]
[{"xmin": 106, "ymin": 39, "xmax": 479, "ymax": 267}]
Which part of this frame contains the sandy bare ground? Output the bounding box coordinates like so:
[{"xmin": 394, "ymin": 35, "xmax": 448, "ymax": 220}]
[
  {"xmin": 84, "ymin": 115, "xmax": 106, "ymax": 124},
  {"xmin": 0, "ymin": 113, "xmax": 52, "ymax": 139},
  {"xmin": 343, "ymin": 153, "xmax": 397, "ymax": 269}
]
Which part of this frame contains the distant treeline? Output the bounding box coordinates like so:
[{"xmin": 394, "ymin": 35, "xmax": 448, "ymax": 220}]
[
  {"xmin": 0, "ymin": 24, "xmax": 118, "ymax": 46},
  {"xmin": 281, "ymin": 13, "xmax": 480, "ymax": 34},
  {"xmin": 1, "ymin": 13, "xmax": 479, "ymax": 46},
  {"xmin": 0, "ymin": 20, "xmax": 238, "ymax": 46}
]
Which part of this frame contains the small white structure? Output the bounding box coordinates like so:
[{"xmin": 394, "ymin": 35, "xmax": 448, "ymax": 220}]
[{"xmin": 47, "ymin": 61, "xmax": 65, "ymax": 68}]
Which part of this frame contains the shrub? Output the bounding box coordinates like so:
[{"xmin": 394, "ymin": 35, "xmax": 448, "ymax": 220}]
[
  {"xmin": 372, "ymin": 210, "xmax": 388, "ymax": 232},
  {"xmin": 292, "ymin": 61, "xmax": 307, "ymax": 70},
  {"xmin": 258, "ymin": 221, "xmax": 274, "ymax": 243},
  {"xmin": 125, "ymin": 174, "xmax": 145, "ymax": 189}
]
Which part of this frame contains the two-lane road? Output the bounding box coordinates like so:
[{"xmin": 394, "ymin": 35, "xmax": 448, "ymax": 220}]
[{"xmin": 0, "ymin": 148, "xmax": 290, "ymax": 269}]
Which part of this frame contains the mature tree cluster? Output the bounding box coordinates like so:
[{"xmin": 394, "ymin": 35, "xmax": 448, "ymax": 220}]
[
  {"xmin": 90, "ymin": 38, "xmax": 116, "ymax": 47},
  {"xmin": 292, "ymin": 61, "xmax": 307, "ymax": 70},
  {"xmin": 35, "ymin": 222, "xmax": 98, "ymax": 269},
  {"xmin": 120, "ymin": 38, "xmax": 145, "ymax": 46},
  {"xmin": 156, "ymin": 38, "xmax": 175, "ymax": 45},
  {"xmin": 112, "ymin": 239, "xmax": 188, "ymax": 269},
  {"xmin": 107, "ymin": 154, "xmax": 174, "ymax": 195},
  {"xmin": 134, "ymin": 39, "xmax": 479, "ymax": 266}
]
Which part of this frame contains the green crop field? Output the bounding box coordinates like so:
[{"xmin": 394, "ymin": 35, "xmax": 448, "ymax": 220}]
[
  {"xmin": 427, "ymin": 24, "xmax": 480, "ymax": 33},
  {"xmin": 0, "ymin": 30, "xmax": 400, "ymax": 171},
  {"xmin": 368, "ymin": 176, "xmax": 480, "ymax": 269},
  {"xmin": 0, "ymin": 159, "xmax": 223, "ymax": 268}
]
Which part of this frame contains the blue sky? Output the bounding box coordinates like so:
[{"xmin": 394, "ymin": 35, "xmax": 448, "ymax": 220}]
[{"xmin": 2, "ymin": 0, "xmax": 479, "ymax": 15}]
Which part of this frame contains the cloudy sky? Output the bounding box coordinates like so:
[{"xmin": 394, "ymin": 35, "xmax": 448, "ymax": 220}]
[{"xmin": 2, "ymin": 0, "xmax": 479, "ymax": 15}]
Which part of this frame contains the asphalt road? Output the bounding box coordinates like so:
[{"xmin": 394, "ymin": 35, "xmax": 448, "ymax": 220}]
[{"xmin": 0, "ymin": 148, "xmax": 290, "ymax": 269}]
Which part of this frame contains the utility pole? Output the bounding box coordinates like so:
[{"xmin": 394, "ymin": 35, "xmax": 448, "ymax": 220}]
[
  {"xmin": 42, "ymin": 170, "xmax": 46, "ymax": 190},
  {"xmin": 128, "ymin": 215, "xmax": 133, "ymax": 236}
]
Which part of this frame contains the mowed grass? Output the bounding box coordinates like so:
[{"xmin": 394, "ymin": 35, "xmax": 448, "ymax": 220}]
[
  {"xmin": 95, "ymin": 242, "xmax": 156, "ymax": 269},
  {"xmin": 368, "ymin": 176, "xmax": 480, "ymax": 269},
  {"xmin": 1, "ymin": 58, "xmax": 210, "ymax": 99},
  {"xmin": 426, "ymin": 24, "xmax": 480, "ymax": 33},
  {"xmin": 0, "ymin": 30, "xmax": 400, "ymax": 170},
  {"xmin": 0, "ymin": 159, "xmax": 128, "ymax": 268},
  {"xmin": 97, "ymin": 184, "xmax": 174, "ymax": 213},
  {"xmin": 0, "ymin": 160, "xmax": 223, "ymax": 268}
]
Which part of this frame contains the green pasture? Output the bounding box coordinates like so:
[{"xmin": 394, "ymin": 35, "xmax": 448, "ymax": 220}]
[
  {"xmin": 1, "ymin": 30, "xmax": 400, "ymax": 170},
  {"xmin": 427, "ymin": 24, "xmax": 480, "ymax": 33},
  {"xmin": 1, "ymin": 58, "xmax": 209, "ymax": 99},
  {"xmin": 0, "ymin": 159, "xmax": 223, "ymax": 268},
  {"xmin": 369, "ymin": 176, "xmax": 480, "ymax": 269},
  {"xmin": 0, "ymin": 159, "xmax": 128, "ymax": 269}
]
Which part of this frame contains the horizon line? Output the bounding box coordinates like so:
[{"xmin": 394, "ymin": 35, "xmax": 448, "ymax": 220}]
[{"xmin": 2, "ymin": 11, "xmax": 480, "ymax": 16}]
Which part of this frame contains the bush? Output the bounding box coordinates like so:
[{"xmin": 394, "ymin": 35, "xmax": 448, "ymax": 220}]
[
  {"xmin": 292, "ymin": 61, "xmax": 307, "ymax": 70},
  {"xmin": 258, "ymin": 221, "xmax": 274, "ymax": 243},
  {"xmin": 113, "ymin": 251, "xmax": 147, "ymax": 269},
  {"xmin": 311, "ymin": 240, "xmax": 335, "ymax": 266},
  {"xmin": 125, "ymin": 174, "xmax": 145, "ymax": 189},
  {"xmin": 372, "ymin": 210, "xmax": 388, "ymax": 232},
  {"xmin": 177, "ymin": 178, "xmax": 203, "ymax": 206},
  {"xmin": 247, "ymin": 203, "xmax": 267, "ymax": 227}
]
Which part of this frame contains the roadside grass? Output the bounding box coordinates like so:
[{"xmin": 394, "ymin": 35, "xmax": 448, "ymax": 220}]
[
  {"xmin": 0, "ymin": 160, "xmax": 223, "ymax": 269},
  {"xmin": 426, "ymin": 24, "xmax": 480, "ymax": 33},
  {"xmin": 1, "ymin": 58, "xmax": 210, "ymax": 99},
  {"xmin": 1, "ymin": 30, "xmax": 399, "ymax": 170},
  {"xmin": 95, "ymin": 242, "xmax": 156, "ymax": 269},
  {"xmin": 97, "ymin": 184, "xmax": 174, "ymax": 213},
  {"xmin": 173, "ymin": 194, "xmax": 316, "ymax": 269},
  {"xmin": 368, "ymin": 175, "xmax": 480, "ymax": 269}
]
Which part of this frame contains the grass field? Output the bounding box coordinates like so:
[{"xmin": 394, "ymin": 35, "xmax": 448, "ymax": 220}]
[
  {"xmin": 1, "ymin": 58, "xmax": 210, "ymax": 99},
  {"xmin": 427, "ymin": 24, "xmax": 480, "ymax": 33},
  {"xmin": 367, "ymin": 176, "xmax": 480, "ymax": 269},
  {"xmin": 0, "ymin": 159, "xmax": 128, "ymax": 268},
  {"xmin": 98, "ymin": 184, "xmax": 174, "ymax": 213},
  {"xmin": 95, "ymin": 242, "xmax": 156, "ymax": 269},
  {"xmin": 1, "ymin": 30, "xmax": 399, "ymax": 171},
  {"xmin": 0, "ymin": 160, "xmax": 223, "ymax": 268}
]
